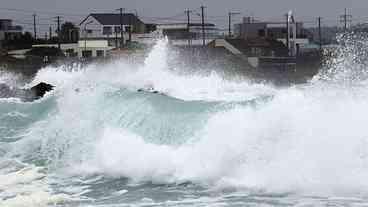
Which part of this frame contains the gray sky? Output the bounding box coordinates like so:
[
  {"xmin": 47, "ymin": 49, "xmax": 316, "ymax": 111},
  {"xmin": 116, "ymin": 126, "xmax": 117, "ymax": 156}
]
[{"xmin": 0, "ymin": 0, "xmax": 361, "ymax": 33}]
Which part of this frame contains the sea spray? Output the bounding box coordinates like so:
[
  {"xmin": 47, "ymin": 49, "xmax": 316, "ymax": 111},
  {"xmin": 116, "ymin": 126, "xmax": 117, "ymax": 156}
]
[{"xmin": 1, "ymin": 35, "xmax": 368, "ymax": 206}]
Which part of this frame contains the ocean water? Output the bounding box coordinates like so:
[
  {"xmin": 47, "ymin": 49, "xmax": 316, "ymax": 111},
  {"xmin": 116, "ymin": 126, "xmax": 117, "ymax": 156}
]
[{"xmin": 1, "ymin": 36, "xmax": 368, "ymax": 207}]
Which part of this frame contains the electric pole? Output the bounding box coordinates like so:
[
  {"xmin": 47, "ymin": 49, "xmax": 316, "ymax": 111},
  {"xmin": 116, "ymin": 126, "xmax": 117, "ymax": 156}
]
[
  {"xmin": 201, "ymin": 5, "xmax": 206, "ymax": 46},
  {"xmin": 134, "ymin": 9, "xmax": 138, "ymax": 36},
  {"xmin": 185, "ymin": 9, "xmax": 192, "ymax": 46},
  {"xmin": 228, "ymin": 12, "xmax": 240, "ymax": 38},
  {"xmin": 318, "ymin": 17, "xmax": 322, "ymax": 51},
  {"xmin": 340, "ymin": 8, "xmax": 352, "ymax": 31},
  {"xmin": 285, "ymin": 14, "xmax": 289, "ymax": 53},
  {"xmin": 49, "ymin": 26, "xmax": 52, "ymax": 41},
  {"xmin": 117, "ymin": 8, "xmax": 125, "ymax": 49},
  {"xmin": 129, "ymin": 14, "xmax": 132, "ymax": 42},
  {"xmin": 33, "ymin": 13, "xmax": 37, "ymax": 40},
  {"xmin": 115, "ymin": 27, "xmax": 118, "ymax": 48},
  {"xmin": 57, "ymin": 16, "xmax": 61, "ymax": 49}
]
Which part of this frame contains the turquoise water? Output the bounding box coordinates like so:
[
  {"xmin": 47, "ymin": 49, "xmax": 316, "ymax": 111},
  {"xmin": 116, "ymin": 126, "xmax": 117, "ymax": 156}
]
[{"xmin": 1, "ymin": 38, "xmax": 368, "ymax": 206}]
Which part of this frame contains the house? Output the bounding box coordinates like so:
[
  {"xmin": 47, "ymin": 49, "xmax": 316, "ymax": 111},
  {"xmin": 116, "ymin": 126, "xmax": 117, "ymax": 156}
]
[
  {"xmin": 155, "ymin": 23, "xmax": 221, "ymax": 45},
  {"xmin": 224, "ymin": 38, "xmax": 289, "ymax": 57},
  {"xmin": 78, "ymin": 13, "xmax": 152, "ymax": 58},
  {"xmin": 31, "ymin": 43, "xmax": 79, "ymax": 57},
  {"xmin": 0, "ymin": 19, "xmax": 23, "ymax": 49},
  {"xmin": 208, "ymin": 38, "xmax": 294, "ymax": 69},
  {"xmin": 234, "ymin": 17, "xmax": 310, "ymax": 56},
  {"xmin": 234, "ymin": 17, "xmax": 308, "ymax": 39}
]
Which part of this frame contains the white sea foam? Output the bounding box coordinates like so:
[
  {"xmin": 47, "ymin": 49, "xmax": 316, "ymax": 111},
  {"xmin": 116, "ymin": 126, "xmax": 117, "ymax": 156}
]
[
  {"xmin": 28, "ymin": 38, "xmax": 275, "ymax": 102},
  {"xmin": 0, "ymin": 163, "xmax": 70, "ymax": 207},
  {"xmin": 70, "ymin": 37, "xmax": 368, "ymax": 196},
  {"xmin": 4, "ymin": 34, "xmax": 368, "ymax": 204},
  {"xmin": 79, "ymin": 82, "xmax": 368, "ymax": 196},
  {"xmin": 0, "ymin": 70, "xmax": 23, "ymax": 87}
]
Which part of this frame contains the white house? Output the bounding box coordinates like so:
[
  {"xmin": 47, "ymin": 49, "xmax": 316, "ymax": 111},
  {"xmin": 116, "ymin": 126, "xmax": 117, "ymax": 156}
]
[
  {"xmin": 234, "ymin": 16, "xmax": 310, "ymax": 56},
  {"xmin": 78, "ymin": 13, "xmax": 149, "ymax": 58},
  {"xmin": 154, "ymin": 23, "xmax": 221, "ymax": 46}
]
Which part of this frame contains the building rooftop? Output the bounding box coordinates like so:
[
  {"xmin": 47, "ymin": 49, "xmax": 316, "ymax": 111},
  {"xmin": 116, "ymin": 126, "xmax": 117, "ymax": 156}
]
[
  {"xmin": 157, "ymin": 22, "xmax": 215, "ymax": 27},
  {"xmin": 0, "ymin": 19, "xmax": 22, "ymax": 31},
  {"xmin": 81, "ymin": 13, "xmax": 143, "ymax": 25}
]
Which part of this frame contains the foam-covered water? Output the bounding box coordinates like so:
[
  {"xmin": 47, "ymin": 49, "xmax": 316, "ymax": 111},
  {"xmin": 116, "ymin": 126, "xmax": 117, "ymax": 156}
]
[{"xmin": 2, "ymin": 35, "xmax": 368, "ymax": 206}]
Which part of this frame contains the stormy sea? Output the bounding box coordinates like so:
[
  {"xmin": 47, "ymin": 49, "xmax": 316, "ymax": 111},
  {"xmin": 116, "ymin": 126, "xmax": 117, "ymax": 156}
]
[{"xmin": 1, "ymin": 35, "xmax": 368, "ymax": 207}]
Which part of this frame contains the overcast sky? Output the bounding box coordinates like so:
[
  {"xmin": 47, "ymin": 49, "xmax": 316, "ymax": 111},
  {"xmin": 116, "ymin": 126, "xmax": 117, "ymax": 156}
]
[{"xmin": 0, "ymin": 0, "xmax": 362, "ymax": 33}]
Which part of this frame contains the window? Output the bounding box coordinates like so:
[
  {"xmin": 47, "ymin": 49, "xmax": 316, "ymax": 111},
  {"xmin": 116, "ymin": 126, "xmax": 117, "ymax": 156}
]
[
  {"xmin": 103, "ymin": 26, "xmax": 112, "ymax": 35},
  {"xmin": 114, "ymin": 26, "xmax": 121, "ymax": 33},
  {"xmin": 82, "ymin": 50, "xmax": 92, "ymax": 58},
  {"xmin": 126, "ymin": 26, "xmax": 131, "ymax": 33},
  {"xmin": 66, "ymin": 49, "xmax": 77, "ymax": 57},
  {"xmin": 96, "ymin": 50, "xmax": 104, "ymax": 57}
]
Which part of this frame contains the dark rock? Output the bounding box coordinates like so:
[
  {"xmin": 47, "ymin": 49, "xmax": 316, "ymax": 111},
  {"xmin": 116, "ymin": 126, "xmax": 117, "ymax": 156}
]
[
  {"xmin": 137, "ymin": 87, "xmax": 167, "ymax": 96},
  {"xmin": 0, "ymin": 82, "xmax": 54, "ymax": 102},
  {"xmin": 29, "ymin": 82, "xmax": 54, "ymax": 99}
]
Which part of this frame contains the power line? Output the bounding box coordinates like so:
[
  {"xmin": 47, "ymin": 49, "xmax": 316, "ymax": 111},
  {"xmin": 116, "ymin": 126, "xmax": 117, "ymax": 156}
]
[
  {"xmin": 11, "ymin": 20, "xmax": 51, "ymax": 26},
  {"xmin": 0, "ymin": 7, "xmax": 86, "ymax": 17},
  {"xmin": 140, "ymin": 11, "xmax": 187, "ymax": 21}
]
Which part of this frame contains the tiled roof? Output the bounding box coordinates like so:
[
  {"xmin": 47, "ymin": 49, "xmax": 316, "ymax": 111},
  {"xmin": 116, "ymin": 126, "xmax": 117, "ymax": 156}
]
[{"xmin": 87, "ymin": 13, "xmax": 143, "ymax": 25}]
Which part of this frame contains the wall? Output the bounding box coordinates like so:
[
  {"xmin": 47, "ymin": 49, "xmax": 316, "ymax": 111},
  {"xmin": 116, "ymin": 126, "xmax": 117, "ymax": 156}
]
[
  {"xmin": 235, "ymin": 23, "xmax": 267, "ymax": 39},
  {"xmin": 79, "ymin": 16, "xmax": 103, "ymax": 39},
  {"xmin": 77, "ymin": 39, "xmax": 113, "ymax": 58},
  {"xmin": 78, "ymin": 40, "xmax": 108, "ymax": 48}
]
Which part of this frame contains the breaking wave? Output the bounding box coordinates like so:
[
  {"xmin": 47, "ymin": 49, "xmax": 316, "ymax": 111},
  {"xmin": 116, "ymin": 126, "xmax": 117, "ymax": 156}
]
[{"xmin": 2, "ymin": 34, "xmax": 368, "ymax": 206}]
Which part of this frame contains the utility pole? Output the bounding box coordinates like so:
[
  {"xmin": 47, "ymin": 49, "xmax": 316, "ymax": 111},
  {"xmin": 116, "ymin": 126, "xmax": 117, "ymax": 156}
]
[
  {"xmin": 340, "ymin": 8, "xmax": 352, "ymax": 31},
  {"xmin": 33, "ymin": 13, "xmax": 37, "ymax": 40},
  {"xmin": 115, "ymin": 27, "xmax": 118, "ymax": 48},
  {"xmin": 129, "ymin": 14, "xmax": 132, "ymax": 42},
  {"xmin": 134, "ymin": 9, "xmax": 138, "ymax": 35},
  {"xmin": 185, "ymin": 9, "xmax": 192, "ymax": 46},
  {"xmin": 56, "ymin": 16, "xmax": 61, "ymax": 49},
  {"xmin": 117, "ymin": 8, "xmax": 125, "ymax": 49},
  {"xmin": 201, "ymin": 5, "xmax": 206, "ymax": 46},
  {"xmin": 318, "ymin": 17, "xmax": 322, "ymax": 51},
  {"xmin": 228, "ymin": 12, "xmax": 240, "ymax": 38},
  {"xmin": 49, "ymin": 26, "xmax": 52, "ymax": 41},
  {"xmin": 286, "ymin": 14, "xmax": 289, "ymax": 54}
]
